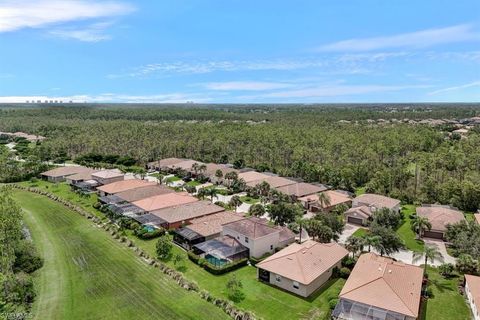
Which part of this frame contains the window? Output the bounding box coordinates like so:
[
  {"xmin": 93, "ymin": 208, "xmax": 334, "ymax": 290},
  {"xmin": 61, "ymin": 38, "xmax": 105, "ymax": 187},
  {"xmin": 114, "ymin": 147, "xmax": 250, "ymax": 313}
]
[
  {"xmin": 270, "ymin": 245, "xmax": 273, "ymax": 250},
  {"xmin": 293, "ymin": 281, "xmax": 299, "ymax": 289},
  {"xmin": 245, "ymin": 237, "xmax": 249, "ymax": 243},
  {"xmin": 275, "ymin": 275, "xmax": 281, "ymax": 282}
]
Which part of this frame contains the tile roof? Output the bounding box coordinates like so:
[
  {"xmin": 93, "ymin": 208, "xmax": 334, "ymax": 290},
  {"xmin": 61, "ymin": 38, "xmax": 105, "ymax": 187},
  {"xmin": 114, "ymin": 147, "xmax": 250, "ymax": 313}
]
[
  {"xmin": 133, "ymin": 192, "xmax": 198, "ymax": 212},
  {"xmin": 276, "ymin": 182, "xmax": 327, "ymax": 197},
  {"xmin": 116, "ymin": 185, "xmax": 174, "ymax": 202},
  {"xmin": 465, "ymin": 274, "xmax": 480, "ymax": 314},
  {"xmin": 474, "ymin": 214, "xmax": 480, "ymax": 225},
  {"xmin": 41, "ymin": 166, "xmax": 93, "ymax": 178},
  {"xmin": 97, "ymin": 179, "xmax": 157, "ymax": 194},
  {"xmin": 246, "ymin": 176, "xmax": 297, "ymax": 188},
  {"xmin": 91, "ymin": 169, "xmax": 124, "ymax": 179},
  {"xmin": 150, "ymin": 200, "xmax": 224, "ymax": 224},
  {"xmin": 65, "ymin": 168, "xmax": 98, "ymax": 181},
  {"xmin": 298, "ymin": 190, "xmax": 352, "ymax": 208},
  {"xmin": 223, "ymin": 217, "xmax": 280, "ymax": 239},
  {"xmin": 148, "ymin": 157, "xmax": 186, "ymax": 168},
  {"xmin": 354, "ymin": 193, "xmax": 401, "ymax": 210},
  {"xmin": 204, "ymin": 163, "xmax": 238, "ymax": 177},
  {"xmin": 186, "ymin": 211, "xmax": 245, "ymax": 237},
  {"xmin": 416, "ymin": 205, "xmax": 465, "ymax": 232},
  {"xmin": 339, "ymin": 253, "xmax": 423, "ymax": 318},
  {"xmin": 168, "ymin": 159, "xmax": 203, "ymax": 171},
  {"xmin": 257, "ymin": 240, "xmax": 348, "ymax": 285},
  {"xmin": 345, "ymin": 205, "xmax": 374, "ymax": 219},
  {"xmin": 238, "ymin": 171, "xmax": 271, "ymax": 183}
]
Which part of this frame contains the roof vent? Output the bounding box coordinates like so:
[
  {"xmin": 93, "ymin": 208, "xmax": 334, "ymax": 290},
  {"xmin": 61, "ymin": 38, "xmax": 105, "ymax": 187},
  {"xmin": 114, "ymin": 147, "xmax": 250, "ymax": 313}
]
[
  {"xmin": 388, "ymin": 270, "xmax": 392, "ymax": 273},
  {"xmin": 302, "ymin": 250, "xmax": 307, "ymax": 254},
  {"xmin": 378, "ymin": 267, "xmax": 382, "ymax": 271}
]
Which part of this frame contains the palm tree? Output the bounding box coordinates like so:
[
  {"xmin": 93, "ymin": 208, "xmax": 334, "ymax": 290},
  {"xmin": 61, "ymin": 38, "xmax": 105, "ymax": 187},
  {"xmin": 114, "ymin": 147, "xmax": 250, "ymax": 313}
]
[
  {"xmin": 411, "ymin": 216, "xmax": 432, "ymax": 238},
  {"xmin": 363, "ymin": 235, "xmax": 381, "ymax": 252},
  {"xmin": 198, "ymin": 164, "xmax": 207, "ymax": 174},
  {"xmin": 191, "ymin": 162, "xmax": 199, "ymax": 175},
  {"xmin": 215, "ymin": 169, "xmax": 223, "ymax": 183},
  {"xmin": 346, "ymin": 235, "xmax": 365, "ymax": 258},
  {"xmin": 229, "ymin": 195, "xmax": 242, "ymax": 212},
  {"xmin": 413, "ymin": 244, "xmax": 443, "ymax": 274},
  {"xmin": 249, "ymin": 203, "xmax": 265, "ymax": 217},
  {"xmin": 207, "ymin": 188, "xmax": 218, "ymax": 203},
  {"xmin": 197, "ymin": 187, "xmax": 207, "ymax": 200},
  {"xmin": 317, "ymin": 192, "xmax": 331, "ymax": 211},
  {"xmin": 255, "ymin": 181, "xmax": 271, "ymax": 204}
]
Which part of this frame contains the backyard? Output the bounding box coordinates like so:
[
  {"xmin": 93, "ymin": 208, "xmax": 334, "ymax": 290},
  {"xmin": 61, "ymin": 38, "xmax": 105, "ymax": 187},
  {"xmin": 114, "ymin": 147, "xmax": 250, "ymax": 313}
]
[
  {"xmin": 397, "ymin": 205, "xmax": 425, "ymax": 252},
  {"xmin": 240, "ymin": 195, "xmax": 260, "ymax": 204},
  {"xmin": 13, "ymin": 190, "xmax": 229, "ymax": 320}
]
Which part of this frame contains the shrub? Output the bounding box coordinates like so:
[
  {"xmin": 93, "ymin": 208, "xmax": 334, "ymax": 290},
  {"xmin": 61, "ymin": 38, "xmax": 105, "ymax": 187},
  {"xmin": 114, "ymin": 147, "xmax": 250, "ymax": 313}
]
[
  {"xmin": 439, "ymin": 263, "xmax": 455, "ymax": 278},
  {"xmin": 341, "ymin": 256, "xmax": 356, "ymax": 269},
  {"xmin": 339, "ymin": 267, "xmax": 351, "ymax": 279},
  {"xmin": 328, "ymin": 298, "xmax": 339, "ymax": 310}
]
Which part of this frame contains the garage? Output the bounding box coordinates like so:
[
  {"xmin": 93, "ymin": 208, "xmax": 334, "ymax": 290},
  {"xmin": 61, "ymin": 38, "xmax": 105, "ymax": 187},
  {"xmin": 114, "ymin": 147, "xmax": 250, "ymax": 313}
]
[
  {"xmin": 347, "ymin": 216, "xmax": 364, "ymax": 226},
  {"xmin": 423, "ymin": 230, "xmax": 444, "ymax": 240}
]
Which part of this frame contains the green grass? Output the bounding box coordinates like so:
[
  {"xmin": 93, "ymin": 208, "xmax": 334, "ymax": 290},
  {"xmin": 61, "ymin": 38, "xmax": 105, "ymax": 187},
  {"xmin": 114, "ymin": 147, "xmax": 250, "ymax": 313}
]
[
  {"xmin": 13, "ymin": 190, "xmax": 228, "ymax": 320},
  {"xmin": 166, "ymin": 176, "xmax": 182, "ymax": 183},
  {"xmin": 186, "ymin": 180, "xmax": 201, "ymax": 187},
  {"xmin": 397, "ymin": 205, "xmax": 425, "ymax": 252},
  {"xmin": 352, "ymin": 228, "xmax": 368, "ymax": 237},
  {"xmin": 421, "ymin": 267, "xmax": 471, "ymax": 320},
  {"xmin": 239, "ymin": 195, "xmax": 260, "ymax": 204},
  {"xmin": 354, "ymin": 187, "xmax": 366, "ymax": 196}
]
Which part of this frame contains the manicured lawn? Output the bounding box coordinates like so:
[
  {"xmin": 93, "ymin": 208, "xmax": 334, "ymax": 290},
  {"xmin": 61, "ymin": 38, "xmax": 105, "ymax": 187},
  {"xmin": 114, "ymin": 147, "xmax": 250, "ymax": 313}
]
[
  {"xmin": 166, "ymin": 175, "xmax": 182, "ymax": 183},
  {"xmin": 421, "ymin": 267, "xmax": 471, "ymax": 320},
  {"xmin": 13, "ymin": 190, "xmax": 228, "ymax": 320},
  {"xmin": 354, "ymin": 187, "xmax": 366, "ymax": 196},
  {"xmin": 240, "ymin": 195, "xmax": 260, "ymax": 204},
  {"xmin": 128, "ymin": 233, "xmax": 345, "ymax": 320},
  {"xmin": 352, "ymin": 228, "xmax": 368, "ymax": 237},
  {"xmin": 186, "ymin": 180, "xmax": 201, "ymax": 187},
  {"xmin": 19, "ymin": 180, "xmax": 104, "ymax": 219},
  {"xmin": 397, "ymin": 205, "xmax": 425, "ymax": 252}
]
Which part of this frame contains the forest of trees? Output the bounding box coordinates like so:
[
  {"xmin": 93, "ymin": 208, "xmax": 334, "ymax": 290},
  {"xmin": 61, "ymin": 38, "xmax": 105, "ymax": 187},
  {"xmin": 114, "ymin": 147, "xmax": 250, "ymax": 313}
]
[{"xmin": 1, "ymin": 103, "xmax": 480, "ymax": 210}]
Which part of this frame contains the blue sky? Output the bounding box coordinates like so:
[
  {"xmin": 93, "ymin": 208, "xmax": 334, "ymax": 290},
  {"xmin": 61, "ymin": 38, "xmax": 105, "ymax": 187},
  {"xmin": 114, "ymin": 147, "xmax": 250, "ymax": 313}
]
[{"xmin": 0, "ymin": 0, "xmax": 479, "ymax": 103}]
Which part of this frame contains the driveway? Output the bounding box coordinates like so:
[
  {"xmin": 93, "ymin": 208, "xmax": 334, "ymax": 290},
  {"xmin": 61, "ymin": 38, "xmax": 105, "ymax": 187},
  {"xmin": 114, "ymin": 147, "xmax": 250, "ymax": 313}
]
[{"xmin": 338, "ymin": 223, "xmax": 361, "ymax": 244}]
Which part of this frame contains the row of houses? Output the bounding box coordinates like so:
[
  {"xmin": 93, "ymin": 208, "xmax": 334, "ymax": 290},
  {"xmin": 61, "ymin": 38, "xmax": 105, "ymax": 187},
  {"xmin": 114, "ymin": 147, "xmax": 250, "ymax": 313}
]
[{"xmin": 0, "ymin": 131, "xmax": 46, "ymax": 142}]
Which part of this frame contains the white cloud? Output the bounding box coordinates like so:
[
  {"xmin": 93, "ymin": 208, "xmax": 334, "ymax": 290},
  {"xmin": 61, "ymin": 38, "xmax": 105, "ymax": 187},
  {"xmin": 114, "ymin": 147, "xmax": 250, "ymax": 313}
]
[
  {"xmin": 202, "ymin": 81, "xmax": 292, "ymax": 91},
  {"xmin": 49, "ymin": 21, "xmax": 113, "ymax": 42},
  {"xmin": 428, "ymin": 81, "xmax": 480, "ymax": 95},
  {"xmin": 318, "ymin": 24, "xmax": 480, "ymax": 52},
  {"xmin": 0, "ymin": 93, "xmax": 211, "ymax": 103}
]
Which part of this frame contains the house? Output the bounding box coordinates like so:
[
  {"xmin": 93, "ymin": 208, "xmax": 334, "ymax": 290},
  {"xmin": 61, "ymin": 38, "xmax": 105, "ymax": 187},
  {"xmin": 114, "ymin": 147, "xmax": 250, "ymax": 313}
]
[
  {"xmin": 344, "ymin": 206, "xmax": 374, "ymax": 226},
  {"xmin": 71, "ymin": 179, "xmax": 101, "ymax": 193},
  {"xmin": 465, "ymin": 274, "xmax": 480, "ymax": 320},
  {"xmin": 298, "ymin": 190, "xmax": 352, "ymax": 212},
  {"xmin": 246, "ymin": 175, "xmax": 297, "ymax": 189},
  {"xmin": 146, "ymin": 157, "xmax": 185, "ymax": 171},
  {"xmin": 91, "ymin": 169, "xmax": 124, "ymax": 185},
  {"xmin": 475, "ymin": 214, "xmax": 480, "ymax": 225},
  {"xmin": 275, "ymin": 182, "xmax": 328, "ymax": 200},
  {"xmin": 167, "ymin": 159, "xmax": 203, "ymax": 175},
  {"xmin": 150, "ymin": 200, "xmax": 224, "ymax": 229},
  {"xmin": 332, "ymin": 253, "xmax": 423, "ymax": 320},
  {"xmin": 237, "ymin": 171, "xmax": 271, "ymax": 183},
  {"xmin": 41, "ymin": 166, "xmax": 93, "ymax": 182},
  {"xmin": 221, "ymin": 217, "xmax": 295, "ymax": 258},
  {"xmin": 352, "ymin": 193, "xmax": 401, "ymax": 213},
  {"xmin": 97, "ymin": 179, "xmax": 157, "ymax": 196},
  {"xmin": 114, "ymin": 185, "xmax": 173, "ymax": 203},
  {"xmin": 65, "ymin": 169, "xmax": 97, "ymax": 184},
  {"xmin": 193, "ymin": 235, "xmax": 249, "ymax": 267},
  {"xmin": 416, "ymin": 205, "xmax": 465, "ymax": 240},
  {"xmin": 203, "ymin": 163, "xmax": 239, "ymax": 183},
  {"xmin": 133, "ymin": 192, "xmax": 198, "ymax": 214},
  {"xmin": 173, "ymin": 211, "xmax": 245, "ymax": 250},
  {"xmin": 256, "ymin": 240, "xmax": 348, "ymax": 297}
]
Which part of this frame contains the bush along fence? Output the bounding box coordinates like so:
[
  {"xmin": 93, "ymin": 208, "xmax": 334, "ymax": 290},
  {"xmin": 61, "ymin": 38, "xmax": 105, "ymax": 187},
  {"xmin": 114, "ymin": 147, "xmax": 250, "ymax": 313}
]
[{"xmin": 12, "ymin": 185, "xmax": 258, "ymax": 320}]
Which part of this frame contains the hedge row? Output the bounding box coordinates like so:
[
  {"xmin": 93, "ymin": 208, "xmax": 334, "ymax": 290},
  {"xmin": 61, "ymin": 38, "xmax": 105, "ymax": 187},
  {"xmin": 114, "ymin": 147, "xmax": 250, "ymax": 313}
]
[
  {"xmin": 187, "ymin": 251, "xmax": 248, "ymax": 275},
  {"xmin": 12, "ymin": 185, "xmax": 258, "ymax": 320}
]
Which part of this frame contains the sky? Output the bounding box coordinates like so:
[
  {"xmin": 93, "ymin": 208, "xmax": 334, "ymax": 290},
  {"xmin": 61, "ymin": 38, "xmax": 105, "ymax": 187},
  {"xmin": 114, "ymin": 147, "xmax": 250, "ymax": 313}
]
[{"xmin": 0, "ymin": 0, "xmax": 479, "ymax": 103}]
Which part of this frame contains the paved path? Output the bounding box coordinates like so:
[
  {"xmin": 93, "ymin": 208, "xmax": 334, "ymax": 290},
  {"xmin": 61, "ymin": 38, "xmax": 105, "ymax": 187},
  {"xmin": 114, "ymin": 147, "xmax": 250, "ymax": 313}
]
[{"xmin": 338, "ymin": 223, "xmax": 361, "ymax": 244}]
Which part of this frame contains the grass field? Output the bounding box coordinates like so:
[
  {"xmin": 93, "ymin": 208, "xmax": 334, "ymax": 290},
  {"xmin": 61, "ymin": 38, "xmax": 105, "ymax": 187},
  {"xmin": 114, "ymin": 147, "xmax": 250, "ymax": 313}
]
[
  {"xmin": 14, "ymin": 190, "xmax": 228, "ymax": 320},
  {"xmin": 397, "ymin": 205, "xmax": 425, "ymax": 252},
  {"xmin": 421, "ymin": 267, "xmax": 471, "ymax": 320},
  {"xmin": 239, "ymin": 195, "xmax": 260, "ymax": 204}
]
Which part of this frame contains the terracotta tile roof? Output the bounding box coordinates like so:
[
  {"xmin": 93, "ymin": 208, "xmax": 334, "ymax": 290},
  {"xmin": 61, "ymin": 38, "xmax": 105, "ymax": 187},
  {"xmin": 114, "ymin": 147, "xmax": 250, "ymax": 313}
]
[
  {"xmin": 204, "ymin": 163, "xmax": 238, "ymax": 177},
  {"xmin": 345, "ymin": 206, "xmax": 374, "ymax": 219},
  {"xmin": 97, "ymin": 179, "xmax": 157, "ymax": 194},
  {"xmin": 246, "ymin": 176, "xmax": 297, "ymax": 188},
  {"xmin": 276, "ymin": 183, "xmax": 327, "ymax": 197},
  {"xmin": 148, "ymin": 157, "xmax": 186, "ymax": 168},
  {"xmin": 223, "ymin": 217, "xmax": 280, "ymax": 239},
  {"xmin": 168, "ymin": 159, "xmax": 203, "ymax": 172},
  {"xmin": 298, "ymin": 190, "xmax": 352, "ymax": 208},
  {"xmin": 465, "ymin": 274, "xmax": 480, "ymax": 313},
  {"xmin": 278, "ymin": 226, "xmax": 296, "ymax": 243},
  {"xmin": 257, "ymin": 240, "xmax": 348, "ymax": 285},
  {"xmin": 133, "ymin": 192, "xmax": 198, "ymax": 212},
  {"xmin": 474, "ymin": 214, "xmax": 480, "ymax": 225},
  {"xmin": 354, "ymin": 193, "xmax": 401, "ymax": 210},
  {"xmin": 238, "ymin": 171, "xmax": 271, "ymax": 183},
  {"xmin": 41, "ymin": 166, "xmax": 92, "ymax": 178},
  {"xmin": 65, "ymin": 169, "xmax": 98, "ymax": 181},
  {"xmin": 116, "ymin": 185, "xmax": 174, "ymax": 202},
  {"xmin": 339, "ymin": 253, "xmax": 423, "ymax": 318},
  {"xmin": 91, "ymin": 169, "xmax": 124, "ymax": 179},
  {"xmin": 150, "ymin": 200, "xmax": 224, "ymax": 224},
  {"xmin": 185, "ymin": 211, "xmax": 245, "ymax": 237},
  {"xmin": 416, "ymin": 205, "xmax": 465, "ymax": 232}
]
